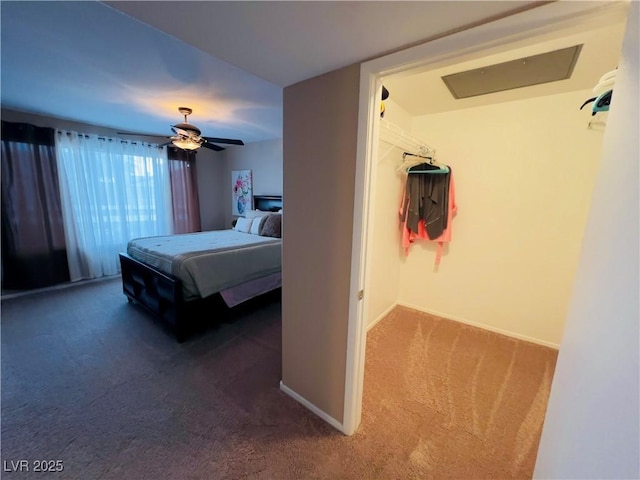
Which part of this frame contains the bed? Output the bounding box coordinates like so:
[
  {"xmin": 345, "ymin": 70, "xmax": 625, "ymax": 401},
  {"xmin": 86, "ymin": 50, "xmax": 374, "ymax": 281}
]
[{"xmin": 119, "ymin": 195, "xmax": 282, "ymax": 341}]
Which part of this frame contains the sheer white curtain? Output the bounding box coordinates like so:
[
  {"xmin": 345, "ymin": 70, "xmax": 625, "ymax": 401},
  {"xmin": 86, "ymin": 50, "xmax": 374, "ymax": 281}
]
[{"xmin": 56, "ymin": 131, "xmax": 173, "ymax": 281}]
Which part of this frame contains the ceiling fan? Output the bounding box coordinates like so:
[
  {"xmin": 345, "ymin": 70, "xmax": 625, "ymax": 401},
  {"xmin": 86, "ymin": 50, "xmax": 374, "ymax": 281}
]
[{"xmin": 118, "ymin": 107, "xmax": 244, "ymax": 152}]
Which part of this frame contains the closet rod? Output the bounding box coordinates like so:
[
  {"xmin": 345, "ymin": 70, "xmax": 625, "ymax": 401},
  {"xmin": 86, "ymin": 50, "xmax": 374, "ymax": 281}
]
[{"xmin": 403, "ymin": 152, "xmax": 432, "ymax": 160}]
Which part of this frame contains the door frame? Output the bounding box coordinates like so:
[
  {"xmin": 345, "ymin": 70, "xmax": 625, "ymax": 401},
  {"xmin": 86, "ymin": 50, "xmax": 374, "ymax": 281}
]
[{"xmin": 342, "ymin": 0, "xmax": 629, "ymax": 435}]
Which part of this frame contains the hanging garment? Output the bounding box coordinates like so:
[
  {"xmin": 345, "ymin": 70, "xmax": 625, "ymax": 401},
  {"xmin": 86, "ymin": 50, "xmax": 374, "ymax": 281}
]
[
  {"xmin": 399, "ymin": 167, "xmax": 457, "ymax": 265},
  {"xmin": 401, "ymin": 163, "xmax": 450, "ymax": 237}
]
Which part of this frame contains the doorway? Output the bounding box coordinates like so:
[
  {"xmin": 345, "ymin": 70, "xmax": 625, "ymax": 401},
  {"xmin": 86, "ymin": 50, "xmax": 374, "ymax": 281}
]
[{"xmin": 344, "ymin": 0, "xmax": 629, "ymax": 437}]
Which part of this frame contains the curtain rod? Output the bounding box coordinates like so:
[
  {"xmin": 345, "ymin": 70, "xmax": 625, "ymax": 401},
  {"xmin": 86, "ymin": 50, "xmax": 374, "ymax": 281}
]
[{"xmin": 57, "ymin": 130, "xmax": 163, "ymax": 148}]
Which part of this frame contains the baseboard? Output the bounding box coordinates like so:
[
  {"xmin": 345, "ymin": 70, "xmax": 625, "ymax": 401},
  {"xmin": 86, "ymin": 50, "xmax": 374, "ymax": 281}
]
[
  {"xmin": 397, "ymin": 302, "xmax": 560, "ymax": 350},
  {"xmin": 366, "ymin": 302, "xmax": 398, "ymax": 332},
  {"xmin": 279, "ymin": 381, "xmax": 345, "ymax": 433},
  {"xmin": 1, "ymin": 274, "xmax": 122, "ymax": 301}
]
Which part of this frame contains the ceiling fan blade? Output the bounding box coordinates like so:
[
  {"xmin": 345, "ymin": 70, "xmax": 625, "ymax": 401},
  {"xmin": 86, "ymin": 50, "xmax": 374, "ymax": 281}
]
[
  {"xmin": 171, "ymin": 126, "xmax": 194, "ymax": 138},
  {"xmin": 203, "ymin": 136, "xmax": 244, "ymax": 146},
  {"xmin": 201, "ymin": 142, "xmax": 226, "ymax": 152},
  {"xmin": 159, "ymin": 141, "xmax": 173, "ymax": 148},
  {"xmin": 118, "ymin": 131, "xmax": 167, "ymax": 139}
]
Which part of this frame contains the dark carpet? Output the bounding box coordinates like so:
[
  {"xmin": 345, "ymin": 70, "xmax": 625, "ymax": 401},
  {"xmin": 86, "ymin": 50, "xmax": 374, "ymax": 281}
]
[
  {"xmin": 1, "ymin": 278, "xmax": 557, "ymax": 479},
  {"xmin": 1, "ymin": 278, "xmax": 340, "ymax": 479}
]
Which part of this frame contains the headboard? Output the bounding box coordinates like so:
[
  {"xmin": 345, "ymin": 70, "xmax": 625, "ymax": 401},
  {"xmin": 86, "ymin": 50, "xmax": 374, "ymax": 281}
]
[{"xmin": 254, "ymin": 195, "xmax": 283, "ymax": 212}]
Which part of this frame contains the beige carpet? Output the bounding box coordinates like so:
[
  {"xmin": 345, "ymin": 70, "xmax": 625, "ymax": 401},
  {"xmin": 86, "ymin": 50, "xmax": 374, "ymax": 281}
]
[{"xmin": 358, "ymin": 305, "xmax": 559, "ymax": 479}]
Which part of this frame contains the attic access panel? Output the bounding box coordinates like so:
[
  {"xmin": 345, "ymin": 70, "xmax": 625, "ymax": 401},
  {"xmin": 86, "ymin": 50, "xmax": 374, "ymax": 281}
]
[{"xmin": 442, "ymin": 45, "xmax": 583, "ymax": 99}]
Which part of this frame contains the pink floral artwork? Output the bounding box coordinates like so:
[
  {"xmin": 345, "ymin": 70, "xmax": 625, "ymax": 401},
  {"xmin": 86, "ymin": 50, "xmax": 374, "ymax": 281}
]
[{"xmin": 232, "ymin": 170, "xmax": 252, "ymax": 216}]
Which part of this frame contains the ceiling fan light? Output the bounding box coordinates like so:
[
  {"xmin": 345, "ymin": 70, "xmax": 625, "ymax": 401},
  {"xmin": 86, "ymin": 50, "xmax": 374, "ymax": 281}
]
[{"xmin": 172, "ymin": 137, "xmax": 202, "ymax": 150}]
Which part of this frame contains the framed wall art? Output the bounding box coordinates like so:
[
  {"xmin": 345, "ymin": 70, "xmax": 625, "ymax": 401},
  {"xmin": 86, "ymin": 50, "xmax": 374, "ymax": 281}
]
[{"xmin": 231, "ymin": 169, "xmax": 252, "ymax": 216}]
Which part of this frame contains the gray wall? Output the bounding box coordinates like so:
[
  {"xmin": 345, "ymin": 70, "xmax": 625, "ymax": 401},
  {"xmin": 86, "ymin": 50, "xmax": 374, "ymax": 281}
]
[
  {"xmin": 281, "ymin": 64, "xmax": 360, "ymax": 423},
  {"xmin": 220, "ymin": 138, "xmax": 283, "ymax": 227},
  {"xmin": 196, "ymin": 149, "xmax": 227, "ymax": 231}
]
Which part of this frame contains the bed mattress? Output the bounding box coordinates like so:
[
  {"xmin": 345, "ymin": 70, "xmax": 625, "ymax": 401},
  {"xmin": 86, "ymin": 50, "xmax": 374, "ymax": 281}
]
[{"xmin": 126, "ymin": 229, "xmax": 282, "ymax": 299}]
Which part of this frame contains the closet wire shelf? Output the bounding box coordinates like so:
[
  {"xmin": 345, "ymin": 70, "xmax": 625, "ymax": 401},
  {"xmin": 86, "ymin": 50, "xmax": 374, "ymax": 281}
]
[{"xmin": 378, "ymin": 118, "xmax": 435, "ymax": 163}]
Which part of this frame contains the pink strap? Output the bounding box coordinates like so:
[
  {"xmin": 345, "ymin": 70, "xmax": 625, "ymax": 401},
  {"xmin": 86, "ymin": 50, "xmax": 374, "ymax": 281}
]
[{"xmin": 435, "ymin": 242, "xmax": 444, "ymax": 266}]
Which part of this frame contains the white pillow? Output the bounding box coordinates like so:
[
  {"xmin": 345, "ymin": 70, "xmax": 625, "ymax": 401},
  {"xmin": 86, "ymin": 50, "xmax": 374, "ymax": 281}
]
[
  {"xmin": 245, "ymin": 209, "xmax": 266, "ymax": 219},
  {"xmin": 249, "ymin": 215, "xmax": 268, "ymax": 235},
  {"xmin": 234, "ymin": 217, "xmax": 253, "ymax": 233}
]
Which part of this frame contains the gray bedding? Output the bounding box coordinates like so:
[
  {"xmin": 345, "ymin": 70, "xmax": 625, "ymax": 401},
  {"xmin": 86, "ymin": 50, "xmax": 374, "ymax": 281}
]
[{"xmin": 126, "ymin": 229, "xmax": 282, "ymax": 299}]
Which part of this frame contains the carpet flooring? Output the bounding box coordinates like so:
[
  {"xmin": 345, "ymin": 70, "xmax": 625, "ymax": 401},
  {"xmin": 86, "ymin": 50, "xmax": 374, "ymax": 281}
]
[
  {"xmin": 362, "ymin": 306, "xmax": 558, "ymax": 479},
  {"xmin": 1, "ymin": 279, "xmax": 557, "ymax": 479}
]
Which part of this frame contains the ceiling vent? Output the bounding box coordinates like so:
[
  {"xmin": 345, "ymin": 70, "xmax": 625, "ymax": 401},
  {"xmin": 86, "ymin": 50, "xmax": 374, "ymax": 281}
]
[{"xmin": 441, "ymin": 45, "xmax": 583, "ymax": 99}]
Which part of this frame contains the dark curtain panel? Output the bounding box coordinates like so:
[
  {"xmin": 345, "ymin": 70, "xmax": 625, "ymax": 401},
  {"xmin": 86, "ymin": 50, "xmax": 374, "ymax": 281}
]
[
  {"xmin": 1, "ymin": 121, "xmax": 70, "ymax": 289},
  {"xmin": 168, "ymin": 147, "xmax": 202, "ymax": 234}
]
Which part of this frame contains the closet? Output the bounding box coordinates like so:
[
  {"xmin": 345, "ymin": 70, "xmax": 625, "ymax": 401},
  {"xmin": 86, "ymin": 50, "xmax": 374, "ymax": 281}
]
[
  {"xmin": 348, "ymin": 3, "xmax": 636, "ymax": 475},
  {"xmin": 364, "ymin": 14, "xmax": 628, "ymax": 348}
]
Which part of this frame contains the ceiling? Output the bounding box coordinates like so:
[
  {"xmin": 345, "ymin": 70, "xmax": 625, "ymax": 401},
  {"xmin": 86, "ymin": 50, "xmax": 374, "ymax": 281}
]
[
  {"xmin": 106, "ymin": 1, "xmax": 539, "ymax": 88},
  {"xmin": 1, "ymin": 1, "xmax": 282, "ymax": 143},
  {"xmin": 0, "ymin": 0, "xmax": 541, "ymax": 143},
  {"xmin": 384, "ymin": 16, "xmax": 628, "ymax": 116}
]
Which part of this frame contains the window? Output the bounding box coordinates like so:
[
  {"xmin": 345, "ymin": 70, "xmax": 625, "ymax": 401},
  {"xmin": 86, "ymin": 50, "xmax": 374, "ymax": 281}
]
[{"xmin": 56, "ymin": 131, "xmax": 172, "ymax": 280}]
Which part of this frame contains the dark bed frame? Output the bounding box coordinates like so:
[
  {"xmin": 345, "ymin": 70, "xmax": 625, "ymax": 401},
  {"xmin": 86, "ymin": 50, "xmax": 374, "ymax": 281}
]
[{"xmin": 119, "ymin": 195, "xmax": 282, "ymax": 342}]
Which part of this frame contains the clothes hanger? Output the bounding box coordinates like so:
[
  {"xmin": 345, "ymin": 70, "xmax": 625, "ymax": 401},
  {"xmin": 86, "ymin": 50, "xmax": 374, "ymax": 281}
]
[
  {"xmin": 402, "ymin": 153, "xmax": 449, "ymax": 174},
  {"xmin": 581, "ymin": 69, "xmax": 615, "ymax": 116},
  {"xmin": 396, "ymin": 152, "xmax": 425, "ymax": 172},
  {"xmin": 580, "ymin": 89, "xmax": 612, "ymax": 116},
  {"xmin": 579, "ymin": 97, "xmax": 597, "ymax": 111},
  {"xmin": 407, "ymin": 162, "xmax": 450, "ymax": 174}
]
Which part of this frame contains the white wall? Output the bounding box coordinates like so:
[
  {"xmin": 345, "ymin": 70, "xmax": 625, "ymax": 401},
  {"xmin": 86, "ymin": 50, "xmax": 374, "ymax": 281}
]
[
  {"xmin": 534, "ymin": 3, "xmax": 639, "ymax": 477},
  {"xmin": 394, "ymin": 89, "xmax": 605, "ymax": 347},
  {"xmin": 221, "ymin": 138, "xmax": 283, "ymax": 227},
  {"xmin": 365, "ymin": 99, "xmax": 412, "ymax": 328}
]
